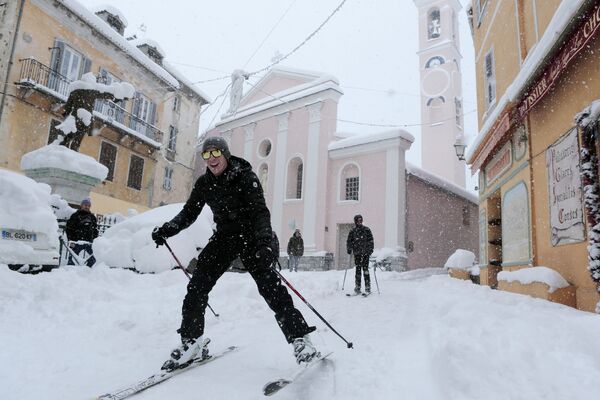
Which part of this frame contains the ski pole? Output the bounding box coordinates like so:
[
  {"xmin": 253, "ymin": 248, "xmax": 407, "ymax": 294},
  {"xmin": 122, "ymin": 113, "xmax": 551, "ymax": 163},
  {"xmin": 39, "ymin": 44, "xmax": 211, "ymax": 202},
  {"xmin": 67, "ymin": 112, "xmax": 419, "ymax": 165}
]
[
  {"xmin": 373, "ymin": 261, "xmax": 381, "ymax": 294},
  {"xmin": 341, "ymin": 254, "xmax": 351, "ymax": 291},
  {"xmin": 164, "ymin": 241, "xmax": 220, "ymax": 318},
  {"xmin": 274, "ymin": 259, "xmax": 354, "ymax": 349}
]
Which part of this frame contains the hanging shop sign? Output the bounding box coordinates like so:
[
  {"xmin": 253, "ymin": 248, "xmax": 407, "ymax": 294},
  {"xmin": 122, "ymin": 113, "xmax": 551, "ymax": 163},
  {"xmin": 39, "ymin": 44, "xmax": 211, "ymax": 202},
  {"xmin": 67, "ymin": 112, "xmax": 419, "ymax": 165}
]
[
  {"xmin": 517, "ymin": 2, "xmax": 600, "ymax": 120},
  {"xmin": 485, "ymin": 141, "xmax": 512, "ymax": 185},
  {"xmin": 471, "ymin": 112, "xmax": 511, "ymax": 173},
  {"xmin": 546, "ymin": 127, "xmax": 585, "ymax": 246}
]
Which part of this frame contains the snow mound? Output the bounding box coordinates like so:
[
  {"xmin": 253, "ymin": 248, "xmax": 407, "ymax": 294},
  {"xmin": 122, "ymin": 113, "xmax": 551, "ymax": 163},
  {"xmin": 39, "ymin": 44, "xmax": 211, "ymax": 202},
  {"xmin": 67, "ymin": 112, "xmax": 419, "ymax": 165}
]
[
  {"xmin": 68, "ymin": 72, "xmax": 135, "ymax": 100},
  {"xmin": 498, "ymin": 266, "xmax": 570, "ymax": 293},
  {"xmin": 20, "ymin": 144, "xmax": 108, "ymax": 181},
  {"xmin": 0, "ymin": 170, "xmax": 59, "ymax": 262},
  {"xmin": 444, "ymin": 249, "xmax": 476, "ymax": 269},
  {"xmin": 93, "ymin": 203, "xmax": 214, "ymax": 273}
]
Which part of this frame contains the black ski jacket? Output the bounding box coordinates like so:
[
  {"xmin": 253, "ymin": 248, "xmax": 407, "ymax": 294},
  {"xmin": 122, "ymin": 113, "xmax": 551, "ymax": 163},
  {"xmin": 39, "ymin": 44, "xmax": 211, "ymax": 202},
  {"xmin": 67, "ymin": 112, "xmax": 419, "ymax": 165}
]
[
  {"xmin": 169, "ymin": 156, "xmax": 273, "ymax": 248},
  {"xmin": 287, "ymin": 235, "xmax": 304, "ymax": 257},
  {"xmin": 346, "ymin": 225, "xmax": 374, "ymax": 256},
  {"xmin": 66, "ymin": 210, "xmax": 98, "ymax": 242}
]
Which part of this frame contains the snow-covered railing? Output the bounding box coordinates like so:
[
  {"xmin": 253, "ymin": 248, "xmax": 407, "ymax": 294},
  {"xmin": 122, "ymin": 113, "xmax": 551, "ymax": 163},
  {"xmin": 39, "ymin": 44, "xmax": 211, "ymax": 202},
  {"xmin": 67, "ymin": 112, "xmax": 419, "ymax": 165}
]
[
  {"xmin": 17, "ymin": 58, "xmax": 164, "ymax": 144},
  {"xmin": 18, "ymin": 58, "xmax": 70, "ymax": 98}
]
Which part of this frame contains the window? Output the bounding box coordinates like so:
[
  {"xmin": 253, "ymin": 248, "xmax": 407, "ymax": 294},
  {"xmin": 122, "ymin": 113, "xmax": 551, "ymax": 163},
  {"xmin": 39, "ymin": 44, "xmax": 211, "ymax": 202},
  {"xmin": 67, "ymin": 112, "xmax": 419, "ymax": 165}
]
[
  {"xmin": 428, "ymin": 8, "xmax": 441, "ymax": 39},
  {"xmin": 474, "ymin": 0, "xmax": 489, "ymax": 27},
  {"xmin": 484, "ymin": 50, "xmax": 496, "ymax": 110},
  {"xmin": 47, "ymin": 119, "xmax": 62, "ymax": 144},
  {"xmin": 345, "ymin": 177, "xmax": 360, "ymax": 201},
  {"xmin": 130, "ymin": 92, "xmax": 157, "ymax": 137},
  {"xmin": 127, "ymin": 154, "xmax": 144, "ymax": 190},
  {"xmin": 49, "ymin": 40, "xmax": 90, "ymax": 91},
  {"xmin": 259, "ymin": 164, "xmax": 269, "ymax": 193},
  {"xmin": 425, "ymin": 56, "xmax": 445, "ymax": 69},
  {"xmin": 163, "ymin": 166, "xmax": 173, "ymax": 191},
  {"xmin": 455, "ymin": 97, "xmax": 463, "ymax": 128},
  {"xmin": 99, "ymin": 142, "xmax": 117, "ymax": 182},
  {"xmin": 427, "ymin": 96, "xmax": 445, "ymax": 107},
  {"xmin": 96, "ymin": 69, "xmax": 126, "ymax": 123},
  {"xmin": 168, "ymin": 126, "xmax": 178, "ymax": 152},
  {"xmin": 286, "ymin": 157, "xmax": 303, "ymax": 199},
  {"xmin": 173, "ymin": 95, "xmax": 181, "ymax": 112},
  {"xmin": 258, "ymin": 139, "xmax": 272, "ymax": 158}
]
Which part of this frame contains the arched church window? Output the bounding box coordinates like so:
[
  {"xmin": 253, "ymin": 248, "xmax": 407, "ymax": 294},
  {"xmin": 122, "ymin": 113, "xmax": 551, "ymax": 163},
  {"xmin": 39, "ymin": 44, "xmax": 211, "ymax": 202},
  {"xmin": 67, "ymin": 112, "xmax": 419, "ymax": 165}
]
[
  {"xmin": 426, "ymin": 96, "xmax": 445, "ymax": 107},
  {"xmin": 259, "ymin": 163, "xmax": 269, "ymax": 193},
  {"xmin": 286, "ymin": 157, "xmax": 303, "ymax": 199},
  {"xmin": 428, "ymin": 8, "xmax": 441, "ymax": 39},
  {"xmin": 425, "ymin": 56, "xmax": 445, "ymax": 69},
  {"xmin": 340, "ymin": 163, "xmax": 360, "ymax": 201}
]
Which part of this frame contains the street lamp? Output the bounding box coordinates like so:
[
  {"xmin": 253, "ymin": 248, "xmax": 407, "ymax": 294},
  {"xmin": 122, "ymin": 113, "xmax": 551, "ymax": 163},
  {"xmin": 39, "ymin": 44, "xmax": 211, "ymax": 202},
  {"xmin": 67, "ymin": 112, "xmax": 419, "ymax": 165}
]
[{"xmin": 454, "ymin": 137, "xmax": 467, "ymax": 161}]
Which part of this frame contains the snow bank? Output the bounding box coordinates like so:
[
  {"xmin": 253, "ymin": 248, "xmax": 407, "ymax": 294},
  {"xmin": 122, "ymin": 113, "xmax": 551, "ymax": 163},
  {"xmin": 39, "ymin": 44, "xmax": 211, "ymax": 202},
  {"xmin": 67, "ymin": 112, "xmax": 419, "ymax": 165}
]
[
  {"xmin": 498, "ymin": 266, "xmax": 570, "ymax": 293},
  {"xmin": 444, "ymin": 249, "xmax": 476, "ymax": 269},
  {"xmin": 20, "ymin": 144, "xmax": 108, "ymax": 181},
  {"xmin": 93, "ymin": 203, "xmax": 214, "ymax": 273},
  {"xmin": 0, "ymin": 170, "xmax": 59, "ymax": 261}
]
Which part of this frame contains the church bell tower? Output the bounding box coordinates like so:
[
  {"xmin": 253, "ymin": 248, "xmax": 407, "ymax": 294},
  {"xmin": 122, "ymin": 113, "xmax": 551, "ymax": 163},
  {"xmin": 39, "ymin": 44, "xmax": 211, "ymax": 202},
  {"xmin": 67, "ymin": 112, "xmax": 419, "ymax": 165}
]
[{"xmin": 414, "ymin": 0, "xmax": 466, "ymax": 188}]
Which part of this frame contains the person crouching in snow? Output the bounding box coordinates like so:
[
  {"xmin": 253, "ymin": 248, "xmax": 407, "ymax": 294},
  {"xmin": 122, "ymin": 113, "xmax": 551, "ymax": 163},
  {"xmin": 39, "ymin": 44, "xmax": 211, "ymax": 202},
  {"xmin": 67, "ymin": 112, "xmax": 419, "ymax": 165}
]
[{"xmin": 152, "ymin": 136, "xmax": 320, "ymax": 370}]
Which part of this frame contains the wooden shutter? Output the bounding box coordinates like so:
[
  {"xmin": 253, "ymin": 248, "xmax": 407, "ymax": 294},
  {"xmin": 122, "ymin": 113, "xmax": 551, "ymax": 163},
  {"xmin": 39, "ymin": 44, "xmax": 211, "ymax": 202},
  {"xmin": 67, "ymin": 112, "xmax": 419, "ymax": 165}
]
[
  {"xmin": 99, "ymin": 142, "xmax": 117, "ymax": 181},
  {"xmin": 82, "ymin": 56, "xmax": 92, "ymax": 76},
  {"xmin": 127, "ymin": 155, "xmax": 144, "ymax": 190}
]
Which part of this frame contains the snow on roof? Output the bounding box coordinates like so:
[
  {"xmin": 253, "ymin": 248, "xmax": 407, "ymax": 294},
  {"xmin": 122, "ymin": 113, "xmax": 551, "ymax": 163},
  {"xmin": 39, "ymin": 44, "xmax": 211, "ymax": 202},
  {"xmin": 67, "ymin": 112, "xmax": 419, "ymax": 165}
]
[
  {"xmin": 162, "ymin": 61, "xmax": 212, "ymax": 103},
  {"xmin": 328, "ymin": 129, "xmax": 414, "ymax": 151},
  {"xmin": 57, "ymin": 0, "xmax": 180, "ymax": 88},
  {"xmin": 406, "ymin": 162, "xmax": 478, "ymax": 203},
  {"xmin": 466, "ymin": 0, "xmax": 586, "ymax": 164},
  {"xmin": 498, "ymin": 266, "xmax": 570, "ymax": 293},
  {"xmin": 129, "ymin": 37, "xmax": 166, "ymax": 58},
  {"xmin": 217, "ymin": 66, "xmax": 342, "ymax": 125},
  {"xmin": 68, "ymin": 72, "xmax": 135, "ymax": 100},
  {"xmin": 20, "ymin": 144, "xmax": 108, "ymax": 181},
  {"xmin": 90, "ymin": 4, "xmax": 128, "ymax": 27}
]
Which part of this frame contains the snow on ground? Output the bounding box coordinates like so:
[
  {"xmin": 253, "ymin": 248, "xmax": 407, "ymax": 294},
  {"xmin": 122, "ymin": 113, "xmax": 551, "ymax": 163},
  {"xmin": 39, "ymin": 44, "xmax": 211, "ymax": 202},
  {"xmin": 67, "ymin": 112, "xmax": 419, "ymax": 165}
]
[{"xmin": 1, "ymin": 265, "xmax": 600, "ymax": 400}]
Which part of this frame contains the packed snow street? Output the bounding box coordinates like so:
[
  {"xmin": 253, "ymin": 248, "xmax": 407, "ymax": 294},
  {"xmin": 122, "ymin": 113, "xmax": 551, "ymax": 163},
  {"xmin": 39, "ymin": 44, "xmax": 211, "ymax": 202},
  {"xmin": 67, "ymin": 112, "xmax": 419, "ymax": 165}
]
[{"xmin": 1, "ymin": 265, "xmax": 599, "ymax": 400}]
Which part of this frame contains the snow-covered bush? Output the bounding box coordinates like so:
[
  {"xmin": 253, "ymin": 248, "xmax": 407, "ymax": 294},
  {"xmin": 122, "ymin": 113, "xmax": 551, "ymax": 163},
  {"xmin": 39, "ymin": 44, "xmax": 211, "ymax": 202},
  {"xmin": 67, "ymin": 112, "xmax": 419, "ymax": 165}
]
[{"xmin": 93, "ymin": 203, "xmax": 214, "ymax": 273}]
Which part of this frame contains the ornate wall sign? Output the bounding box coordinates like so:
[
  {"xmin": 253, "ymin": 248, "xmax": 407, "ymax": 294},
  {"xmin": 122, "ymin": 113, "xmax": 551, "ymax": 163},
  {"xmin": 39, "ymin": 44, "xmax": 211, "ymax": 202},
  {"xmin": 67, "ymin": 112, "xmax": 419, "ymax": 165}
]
[
  {"xmin": 485, "ymin": 141, "xmax": 512, "ymax": 185},
  {"xmin": 546, "ymin": 127, "xmax": 585, "ymax": 246},
  {"xmin": 513, "ymin": 124, "xmax": 527, "ymax": 160}
]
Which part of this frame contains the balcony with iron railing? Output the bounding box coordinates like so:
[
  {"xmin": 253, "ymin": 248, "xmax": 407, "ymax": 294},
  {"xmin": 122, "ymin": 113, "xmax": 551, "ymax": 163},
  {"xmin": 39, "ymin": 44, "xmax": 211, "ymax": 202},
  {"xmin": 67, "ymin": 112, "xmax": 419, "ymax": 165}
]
[{"xmin": 17, "ymin": 58, "xmax": 164, "ymax": 146}]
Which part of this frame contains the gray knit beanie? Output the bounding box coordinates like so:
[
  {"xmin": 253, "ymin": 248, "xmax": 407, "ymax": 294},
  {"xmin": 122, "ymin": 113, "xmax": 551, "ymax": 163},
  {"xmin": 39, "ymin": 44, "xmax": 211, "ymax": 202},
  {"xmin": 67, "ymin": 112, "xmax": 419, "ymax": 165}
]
[{"xmin": 201, "ymin": 136, "xmax": 231, "ymax": 159}]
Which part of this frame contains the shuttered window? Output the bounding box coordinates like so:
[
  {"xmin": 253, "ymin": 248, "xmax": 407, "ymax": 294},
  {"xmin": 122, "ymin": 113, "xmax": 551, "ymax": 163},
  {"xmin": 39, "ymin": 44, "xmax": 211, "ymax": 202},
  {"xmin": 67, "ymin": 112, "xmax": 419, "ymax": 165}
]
[
  {"xmin": 484, "ymin": 50, "xmax": 496, "ymax": 109},
  {"xmin": 127, "ymin": 154, "xmax": 144, "ymax": 190},
  {"xmin": 99, "ymin": 142, "xmax": 117, "ymax": 182}
]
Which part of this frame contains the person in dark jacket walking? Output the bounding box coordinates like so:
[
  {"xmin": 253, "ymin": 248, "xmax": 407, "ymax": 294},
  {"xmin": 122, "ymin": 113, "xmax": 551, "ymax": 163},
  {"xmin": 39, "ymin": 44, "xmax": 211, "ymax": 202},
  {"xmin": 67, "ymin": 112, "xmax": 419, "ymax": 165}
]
[
  {"xmin": 65, "ymin": 197, "xmax": 98, "ymax": 267},
  {"xmin": 152, "ymin": 136, "xmax": 319, "ymax": 370},
  {"xmin": 287, "ymin": 229, "xmax": 304, "ymax": 272},
  {"xmin": 346, "ymin": 214, "xmax": 374, "ymax": 294}
]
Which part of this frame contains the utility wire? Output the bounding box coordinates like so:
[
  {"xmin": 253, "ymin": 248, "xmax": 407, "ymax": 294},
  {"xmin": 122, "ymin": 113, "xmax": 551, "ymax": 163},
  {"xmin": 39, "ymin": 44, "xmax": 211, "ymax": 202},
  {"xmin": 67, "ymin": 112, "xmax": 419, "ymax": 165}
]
[{"xmin": 243, "ymin": 0, "xmax": 299, "ymax": 68}]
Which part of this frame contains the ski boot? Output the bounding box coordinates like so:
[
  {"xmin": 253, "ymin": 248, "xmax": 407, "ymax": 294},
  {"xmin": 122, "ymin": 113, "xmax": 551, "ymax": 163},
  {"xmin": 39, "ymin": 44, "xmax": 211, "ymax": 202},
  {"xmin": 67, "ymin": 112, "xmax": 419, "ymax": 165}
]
[
  {"xmin": 161, "ymin": 336, "xmax": 210, "ymax": 371},
  {"xmin": 292, "ymin": 334, "xmax": 320, "ymax": 364}
]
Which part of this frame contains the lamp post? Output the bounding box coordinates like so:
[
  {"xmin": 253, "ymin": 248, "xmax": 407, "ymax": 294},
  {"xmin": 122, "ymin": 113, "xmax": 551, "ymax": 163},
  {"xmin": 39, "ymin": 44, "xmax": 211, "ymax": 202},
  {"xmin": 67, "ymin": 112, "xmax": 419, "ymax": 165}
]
[{"xmin": 454, "ymin": 137, "xmax": 467, "ymax": 161}]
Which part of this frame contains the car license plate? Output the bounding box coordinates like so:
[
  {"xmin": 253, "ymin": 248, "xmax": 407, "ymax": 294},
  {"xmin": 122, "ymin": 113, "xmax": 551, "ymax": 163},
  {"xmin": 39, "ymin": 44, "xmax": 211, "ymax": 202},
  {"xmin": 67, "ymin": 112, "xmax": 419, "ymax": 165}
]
[{"xmin": 1, "ymin": 229, "xmax": 38, "ymax": 242}]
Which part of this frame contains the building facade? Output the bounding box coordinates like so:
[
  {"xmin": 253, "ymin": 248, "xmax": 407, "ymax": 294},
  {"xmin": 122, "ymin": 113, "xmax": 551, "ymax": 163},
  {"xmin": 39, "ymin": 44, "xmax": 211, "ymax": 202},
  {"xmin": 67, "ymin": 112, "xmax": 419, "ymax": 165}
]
[
  {"xmin": 0, "ymin": 0, "xmax": 209, "ymax": 215},
  {"xmin": 466, "ymin": 0, "xmax": 600, "ymax": 311},
  {"xmin": 414, "ymin": 0, "xmax": 467, "ymax": 188},
  {"xmin": 200, "ymin": 66, "xmax": 478, "ymax": 270}
]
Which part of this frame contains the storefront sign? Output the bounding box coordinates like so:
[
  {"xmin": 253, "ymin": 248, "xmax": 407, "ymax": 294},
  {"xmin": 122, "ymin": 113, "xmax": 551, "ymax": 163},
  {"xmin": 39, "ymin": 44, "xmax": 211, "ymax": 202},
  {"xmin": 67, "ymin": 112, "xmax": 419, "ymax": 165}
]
[
  {"xmin": 471, "ymin": 112, "xmax": 511, "ymax": 173},
  {"xmin": 546, "ymin": 128, "xmax": 585, "ymax": 246},
  {"xmin": 485, "ymin": 141, "xmax": 512, "ymax": 184},
  {"xmin": 518, "ymin": 3, "xmax": 600, "ymax": 120}
]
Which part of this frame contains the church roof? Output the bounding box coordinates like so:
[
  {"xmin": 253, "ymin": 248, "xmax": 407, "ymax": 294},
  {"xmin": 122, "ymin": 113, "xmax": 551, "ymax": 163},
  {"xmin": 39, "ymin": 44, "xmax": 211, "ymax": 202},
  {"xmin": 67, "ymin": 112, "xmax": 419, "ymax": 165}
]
[{"xmin": 328, "ymin": 129, "xmax": 414, "ymax": 151}]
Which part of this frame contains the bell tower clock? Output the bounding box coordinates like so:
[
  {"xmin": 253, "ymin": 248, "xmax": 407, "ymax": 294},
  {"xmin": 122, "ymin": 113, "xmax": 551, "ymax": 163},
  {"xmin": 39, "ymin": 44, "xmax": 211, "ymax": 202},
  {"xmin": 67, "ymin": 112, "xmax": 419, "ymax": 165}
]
[{"xmin": 413, "ymin": 0, "xmax": 466, "ymax": 188}]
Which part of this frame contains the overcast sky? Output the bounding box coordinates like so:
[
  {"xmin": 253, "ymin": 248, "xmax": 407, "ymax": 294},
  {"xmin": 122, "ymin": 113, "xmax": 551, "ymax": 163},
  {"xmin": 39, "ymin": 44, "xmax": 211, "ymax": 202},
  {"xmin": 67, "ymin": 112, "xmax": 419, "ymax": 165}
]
[{"xmin": 78, "ymin": 0, "xmax": 478, "ymax": 188}]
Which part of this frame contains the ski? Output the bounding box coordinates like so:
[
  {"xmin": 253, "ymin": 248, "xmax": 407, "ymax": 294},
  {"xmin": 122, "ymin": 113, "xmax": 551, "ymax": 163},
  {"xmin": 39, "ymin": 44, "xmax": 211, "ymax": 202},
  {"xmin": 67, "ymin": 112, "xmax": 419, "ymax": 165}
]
[
  {"xmin": 362, "ymin": 292, "xmax": 372, "ymax": 297},
  {"xmin": 262, "ymin": 352, "xmax": 333, "ymax": 396},
  {"xmin": 96, "ymin": 345, "xmax": 238, "ymax": 400},
  {"xmin": 346, "ymin": 292, "xmax": 362, "ymax": 297}
]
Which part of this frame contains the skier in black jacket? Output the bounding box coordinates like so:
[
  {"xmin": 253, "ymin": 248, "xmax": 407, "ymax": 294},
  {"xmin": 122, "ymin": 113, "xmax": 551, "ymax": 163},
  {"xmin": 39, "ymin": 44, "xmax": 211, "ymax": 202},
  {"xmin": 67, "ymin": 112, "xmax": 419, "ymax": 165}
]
[
  {"xmin": 65, "ymin": 197, "xmax": 98, "ymax": 267},
  {"xmin": 152, "ymin": 136, "xmax": 319, "ymax": 370},
  {"xmin": 346, "ymin": 214, "xmax": 374, "ymax": 295}
]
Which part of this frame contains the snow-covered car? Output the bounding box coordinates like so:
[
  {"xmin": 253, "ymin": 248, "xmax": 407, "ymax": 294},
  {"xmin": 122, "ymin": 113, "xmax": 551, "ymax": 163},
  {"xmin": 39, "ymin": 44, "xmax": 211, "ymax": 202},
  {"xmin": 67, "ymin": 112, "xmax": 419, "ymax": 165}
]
[{"xmin": 0, "ymin": 169, "xmax": 60, "ymax": 272}]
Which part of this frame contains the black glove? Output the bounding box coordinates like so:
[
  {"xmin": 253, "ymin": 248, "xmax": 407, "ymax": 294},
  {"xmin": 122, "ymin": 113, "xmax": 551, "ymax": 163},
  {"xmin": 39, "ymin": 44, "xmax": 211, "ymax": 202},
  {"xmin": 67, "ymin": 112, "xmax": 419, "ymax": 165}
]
[
  {"xmin": 255, "ymin": 245, "xmax": 275, "ymax": 264},
  {"xmin": 347, "ymin": 249, "xmax": 352, "ymax": 255},
  {"xmin": 152, "ymin": 221, "xmax": 179, "ymax": 247}
]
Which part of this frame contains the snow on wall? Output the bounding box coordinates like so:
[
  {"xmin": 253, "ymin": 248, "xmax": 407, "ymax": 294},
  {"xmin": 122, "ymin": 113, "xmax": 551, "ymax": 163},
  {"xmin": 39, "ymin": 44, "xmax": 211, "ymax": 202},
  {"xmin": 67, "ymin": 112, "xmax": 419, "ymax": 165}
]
[
  {"xmin": 93, "ymin": 203, "xmax": 214, "ymax": 273},
  {"xmin": 498, "ymin": 266, "xmax": 570, "ymax": 293},
  {"xmin": 406, "ymin": 162, "xmax": 478, "ymax": 203},
  {"xmin": 57, "ymin": 0, "xmax": 180, "ymax": 88},
  {"xmin": 0, "ymin": 170, "xmax": 59, "ymax": 257},
  {"xmin": 328, "ymin": 129, "xmax": 415, "ymax": 151},
  {"xmin": 20, "ymin": 144, "xmax": 108, "ymax": 181}
]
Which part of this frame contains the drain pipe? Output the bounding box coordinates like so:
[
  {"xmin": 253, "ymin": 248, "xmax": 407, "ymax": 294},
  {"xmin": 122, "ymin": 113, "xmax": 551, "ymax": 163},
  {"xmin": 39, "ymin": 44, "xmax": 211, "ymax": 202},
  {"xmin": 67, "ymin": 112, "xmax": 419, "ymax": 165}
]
[{"xmin": 0, "ymin": 0, "xmax": 25, "ymax": 127}]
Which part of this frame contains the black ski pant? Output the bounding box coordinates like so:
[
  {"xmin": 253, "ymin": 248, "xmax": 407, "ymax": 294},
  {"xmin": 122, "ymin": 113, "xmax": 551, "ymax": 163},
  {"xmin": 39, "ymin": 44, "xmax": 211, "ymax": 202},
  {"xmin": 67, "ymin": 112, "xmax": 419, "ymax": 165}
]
[
  {"xmin": 179, "ymin": 231, "xmax": 314, "ymax": 343},
  {"xmin": 354, "ymin": 253, "xmax": 371, "ymax": 291}
]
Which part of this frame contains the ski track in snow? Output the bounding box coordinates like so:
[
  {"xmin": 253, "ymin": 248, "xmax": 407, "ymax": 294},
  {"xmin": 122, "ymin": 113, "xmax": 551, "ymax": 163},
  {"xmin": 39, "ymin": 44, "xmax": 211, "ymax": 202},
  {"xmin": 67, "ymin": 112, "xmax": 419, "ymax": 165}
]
[{"xmin": 1, "ymin": 265, "xmax": 600, "ymax": 400}]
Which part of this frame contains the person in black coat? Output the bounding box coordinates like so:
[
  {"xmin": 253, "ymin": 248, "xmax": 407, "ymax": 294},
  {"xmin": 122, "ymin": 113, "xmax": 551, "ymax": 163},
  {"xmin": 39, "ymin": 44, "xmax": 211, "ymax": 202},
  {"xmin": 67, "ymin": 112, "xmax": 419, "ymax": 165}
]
[
  {"xmin": 65, "ymin": 197, "xmax": 98, "ymax": 267},
  {"xmin": 152, "ymin": 136, "xmax": 319, "ymax": 370},
  {"xmin": 346, "ymin": 214, "xmax": 374, "ymax": 294},
  {"xmin": 287, "ymin": 229, "xmax": 304, "ymax": 272}
]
